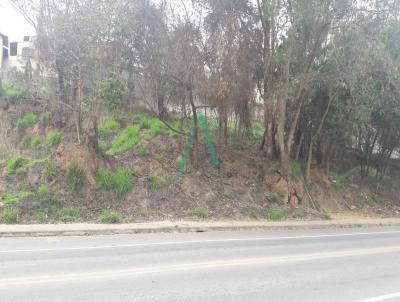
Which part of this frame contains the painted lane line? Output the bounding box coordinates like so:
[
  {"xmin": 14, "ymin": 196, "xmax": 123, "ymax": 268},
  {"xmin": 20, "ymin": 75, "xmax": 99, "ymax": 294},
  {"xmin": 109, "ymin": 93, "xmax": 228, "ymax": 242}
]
[
  {"xmin": 360, "ymin": 292, "xmax": 400, "ymax": 302},
  {"xmin": 1, "ymin": 230, "xmax": 400, "ymax": 254},
  {"xmin": 1, "ymin": 245, "xmax": 400, "ymax": 287}
]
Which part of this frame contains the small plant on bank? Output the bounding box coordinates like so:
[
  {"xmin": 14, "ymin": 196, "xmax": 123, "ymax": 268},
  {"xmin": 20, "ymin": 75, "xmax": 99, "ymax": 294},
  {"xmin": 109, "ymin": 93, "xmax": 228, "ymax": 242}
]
[
  {"xmin": 97, "ymin": 169, "xmax": 114, "ymax": 190},
  {"xmin": 99, "ymin": 118, "xmax": 120, "ymax": 137},
  {"xmin": 16, "ymin": 167, "xmax": 28, "ymax": 176},
  {"xmin": 17, "ymin": 113, "xmax": 38, "ymax": 128},
  {"xmin": 1, "ymin": 208, "xmax": 19, "ymax": 224},
  {"xmin": 138, "ymin": 145, "xmax": 150, "ymax": 157},
  {"xmin": 323, "ymin": 213, "xmax": 332, "ymax": 220},
  {"xmin": 37, "ymin": 185, "xmax": 50, "ymax": 196},
  {"xmin": 56, "ymin": 208, "xmax": 86, "ymax": 223},
  {"xmin": 22, "ymin": 135, "xmax": 42, "ymax": 150},
  {"xmin": 268, "ymin": 208, "xmax": 285, "ymax": 221},
  {"xmin": 99, "ymin": 210, "xmax": 123, "ymax": 224},
  {"xmin": 6, "ymin": 156, "xmax": 26, "ymax": 175},
  {"xmin": 43, "ymin": 162, "xmax": 58, "ymax": 181},
  {"xmin": 3, "ymin": 86, "xmax": 26, "ymax": 101},
  {"xmin": 67, "ymin": 164, "xmax": 85, "ymax": 193},
  {"xmin": 46, "ymin": 130, "xmax": 63, "ymax": 147},
  {"xmin": 113, "ymin": 168, "xmax": 133, "ymax": 195},
  {"xmin": 193, "ymin": 207, "xmax": 208, "ymax": 219},
  {"xmin": 222, "ymin": 190, "xmax": 233, "ymax": 199},
  {"xmin": 2, "ymin": 192, "xmax": 32, "ymax": 205},
  {"xmin": 149, "ymin": 174, "xmax": 167, "ymax": 190},
  {"xmin": 107, "ymin": 125, "xmax": 141, "ymax": 155}
]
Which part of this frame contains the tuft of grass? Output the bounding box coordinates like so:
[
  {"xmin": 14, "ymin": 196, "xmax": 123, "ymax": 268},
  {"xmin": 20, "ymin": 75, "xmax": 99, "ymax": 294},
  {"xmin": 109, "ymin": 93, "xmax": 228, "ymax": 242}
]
[
  {"xmin": 41, "ymin": 112, "xmax": 50, "ymax": 125},
  {"xmin": 107, "ymin": 125, "xmax": 141, "ymax": 155},
  {"xmin": 222, "ymin": 190, "xmax": 233, "ymax": 199},
  {"xmin": 17, "ymin": 113, "xmax": 38, "ymax": 128},
  {"xmin": 113, "ymin": 168, "xmax": 133, "ymax": 195},
  {"xmin": 149, "ymin": 174, "xmax": 167, "ymax": 190},
  {"xmin": 268, "ymin": 208, "xmax": 285, "ymax": 221},
  {"xmin": 97, "ymin": 169, "xmax": 114, "ymax": 190},
  {"xmin": 1, "ymin": 208, "xmax": 19, "ymax": 224},
  {"xmin": 138, "ymin": 145, "xmax": 150, "ymax": 157},
  {"xmin": 99, "ymin": 118, "xmax": 120, "ymax": 137},
  {"xmin": 193, "ymin": 207, "xmax": 208, "ymax": 219},
  {"xmin": 16, "ymin": 167, "xmax": 28, "ymax": 176},
  {"xmin": 46, "ymin": 130, "xmax": 63, "ymax": 147},
  {"xmin": 56, "ymin": 208, "xmax": 86, "ymax": 223},
  {"xmin": 293, "ymin": 210, "xmax": 305, "ymax": 219},
  {"xmin": 135, "ymin": 114, "xmax": 166, "ymax": 139},
  {"xmin": 2, "ymin": 192, "xmax": 32, "ymax": 205},
  {"xmin": 22, "ymin": 135, "xmax": 42, "ymax": 150},
  {"xmin": 99, "ymin": 210, "xmax": 123, "ymax": 224},
  {"xmin": 323, "ymin": 213, "xmax": 332, "ymax": 220},
  {"xmin": 43, "ymin": 162, "xmax": 58, "ymax": 181},
  {"xmin": 67, "ymin": 164, "xmax": 85, "ymax": 193},
  {"xmin": 37, "ymin": 185, "xmax": 50, "ymax": 195},
  {"xmin": 35, "ymin": 210, "xmax": 48, "ymax": 223},
  {"xmin": 7, "ymin": 156, "xmax": 26, "ymax": 175}
]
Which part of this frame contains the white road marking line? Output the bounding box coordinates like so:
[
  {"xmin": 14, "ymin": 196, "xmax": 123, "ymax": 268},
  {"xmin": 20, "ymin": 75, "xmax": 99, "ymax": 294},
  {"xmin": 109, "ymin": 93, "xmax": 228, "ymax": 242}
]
[
  {"xmin": 1, "ymin": 245, "xmax": 400, "ymax": 287},
  {"xmin": 1, "ymin": 230, "xmax": 400, "ymax": 254},
  {"xmin": 360, "ymin": 292, "xmax": 400, "ymax": 302}
]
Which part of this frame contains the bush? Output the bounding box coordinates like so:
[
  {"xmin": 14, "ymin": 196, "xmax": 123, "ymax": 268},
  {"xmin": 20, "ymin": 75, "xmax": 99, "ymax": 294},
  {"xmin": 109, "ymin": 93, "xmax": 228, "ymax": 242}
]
[
  {"xmin": 46, "ymin": 130, "xmax": 63, "ymax": 147},
  {"xmin": 99, "ymin": 118, "xmax": 120, "ymax": 137},
  {"xmin": 2, "ymin": 192, "xmax": 32, "ymax": 205},
  {"xmin": 3, "ymin": 86, "xmax": 26, "ymax": 101},
  {"xmin": 1, "ymin": 208, "xmax": 19, "ymax": 224},
  {"xmin": 17, "ymin": 113, "xmax": 38, "ymax": 128},
  {"xmin": 149, "ymin": 174, "xmax": 167, "ymax": 189},
  {"xmin": 323, "ymin": 213, "xmax": 332, "ymax": 220},
  {"xmin": 107, "ymin": 125, "xmax": 141, "ymax": 155},
  {"xmin": 99, "ymin": 210, "xmax": 122, "ymax": 224},
  {"xmin": 99, "ymin": 74, "xmax": 126, "ymax": 109},
  {"xmin": 22, "ymin": 135, "xmax": 42, "ymax": 150},
  {"xmin": 193, "ymin": 207, "xmax": 208, "ymax": 219},
  {"xmin": 97, "ymin": 169, "xmax": 114, "ymax": 190},
  {"xmin": 37, "ymin": 185, "xmax": 50, "ymax": 195},
  {"xmin": 67, "ymin": 164, "xmax": 85, "ymax": 193},
  {"xmin": 7, "ymin": 156, "xmax": 26, "ymax": 175},
  {"xmin": 43, "ymin": 162, "xmax": 58, "ymax": 181},
  {"xmin": 16, "ymin": 167, "xmax": 28, "ymax": 176},
  {"xmin": 268, "ymin": 208, "xmax": 285, "ymax": 221},
  {"xmin": 113, "ymin": 168, "xmax": 133, "ymax": 195},
  {"xmin": 291, "ymin": 162, "xmax": 302, "ymax": 178}
]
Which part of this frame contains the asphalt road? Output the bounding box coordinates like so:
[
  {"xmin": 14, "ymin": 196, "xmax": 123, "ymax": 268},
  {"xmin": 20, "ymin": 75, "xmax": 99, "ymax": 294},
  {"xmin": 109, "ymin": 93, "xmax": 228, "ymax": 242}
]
[{"xmin": 1, "ymin": 227, "xmax": 400, "ymax": 302}]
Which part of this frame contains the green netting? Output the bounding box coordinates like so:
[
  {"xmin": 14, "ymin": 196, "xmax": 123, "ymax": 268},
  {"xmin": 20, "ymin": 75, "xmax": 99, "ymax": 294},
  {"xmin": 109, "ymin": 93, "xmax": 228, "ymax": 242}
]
[{"xmin": 198, "ymin": 112, "xmax": 220, "ymax": 167}]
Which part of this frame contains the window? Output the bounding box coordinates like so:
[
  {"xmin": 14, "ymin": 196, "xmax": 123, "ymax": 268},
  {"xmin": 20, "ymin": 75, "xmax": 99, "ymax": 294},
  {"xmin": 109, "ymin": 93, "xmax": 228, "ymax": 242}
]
[
  {"xmin": 23, "ymin": 36, "xmax": 30, "ymax": 42},
  {"xmin": 10, "ymin": 42, "xmax": 18, "ymax": 56}
]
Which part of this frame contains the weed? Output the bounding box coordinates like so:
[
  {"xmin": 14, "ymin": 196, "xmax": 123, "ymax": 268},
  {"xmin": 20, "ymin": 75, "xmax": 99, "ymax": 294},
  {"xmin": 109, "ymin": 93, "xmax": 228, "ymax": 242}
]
[
  {"xmin": 252, "ymin": 122, "xmax": 266, "ymax": 138},
  {"xmin": 43, "ymin": 162, "xmax": 58, "ymax": 181},
  {"xmin": 1, "ymin": 208, "xmax": 19, "ymax": 224},
  {"xmin": 99, "ymin": 118, "xmax": 120, "ymax": 137},
  {"xmin": 154, "ymin": 154, "xmax": 164, "ymax": 162},
  {"xmin": 135, "ymin": 114, "xmax": 166, "ymax": 139},
  {"xmin": 149, "ymin": 174, "xmax": 167, "ymax": 189},
  {"xmin": 97, "ymin": 169, "xmax": 114, "ymax": 190},
  {"xmin": 3, "ymin": 86, "xmax": 26, "ymax": 101},
  {"xmin": 67, "ymin": 164, "xmax": 85, "ymax": 193},
  {"xmin": 293, "ymin": 210, "xmax": 305, "ymax": 219},
  {"xmin": 99, "ymin": 210, "xmax": 123, "ymax": 224},
  {"xmin": 268, "ymin": 208, "xmax": 285, "ymax": 221},
  {"xmin": 113, "ymin": 168, "xmax": 133, "ymax": 195},
  {"xmin": 139, "ymin": 207, "xmax": 151, "ymax": 218},
  {"xmin": 37, "ymin": 185, "xmax": 50, "ymax": 195},
  {"xmin": 222, "ymin": 190, "xmax": 233, "ymax": 199},
  {"xmin": 46, "ymin": 130, "xmax": 63, "ymax": 147},
  {"xmin": 56, "ymin": 208, "xmax": 86, "ymax": 223},
  {"xmin": 266, "ymin": 191, "xmax": 285, "ymax": 204},
  {"xmin": 16, "ymin": 167, "xmax": 28, "ymax": 176},
  {"xmin": 22, "ymin": 135, "xmax": 42, "ymax": 150},
  {"xmin": 41, "ymin": 112, "xmax": 50, "ymax": 125},
  {"xmin": 193, "ymin": 207, "xmax": 208, "ymax": 219},
  {"xmin": 17, "ymin": 113, "xmax": 38, "ymax": 128},
  {"xmin": 2, "ymin": 192, "xmax": 32, "ymax": 205},
  {"xmin": 291, "ymin": 162, "xmax": 302, "ymax": 178},
  {"xmin": 138, "ymin": 145, "xmax": 150, "ymax": 157},
  {"xmin": 7, "ymin": 156, "xmax": 26, "ymax": 174},
  {"xmin": 323, "ymin": 213, "xmax": 332, "ymax": 220},
  {"xmin": 35, "ymin": 210, "xmax": 48, "ymax": 223},
  {"xmin": 107, "ymin": 125, "xmax": 141, "ymax": 155},
  {"xmin": 20, "ymin": 180, "xmax": 30, "ymax": 191}
]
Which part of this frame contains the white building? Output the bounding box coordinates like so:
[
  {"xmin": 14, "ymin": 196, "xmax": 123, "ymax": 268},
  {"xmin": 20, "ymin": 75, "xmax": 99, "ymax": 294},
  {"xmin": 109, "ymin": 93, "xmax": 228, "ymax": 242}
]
[{"xmin": 0, "ymin": 33, "xmax": 9, "ymax": 71}]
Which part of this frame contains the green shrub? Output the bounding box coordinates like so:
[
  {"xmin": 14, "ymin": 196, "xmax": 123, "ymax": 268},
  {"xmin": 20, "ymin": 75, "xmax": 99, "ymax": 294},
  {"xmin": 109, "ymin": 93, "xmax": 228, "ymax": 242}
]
[
  {"xmin": 323, "ymin": 213, "xmax": 332, "ymax": 220},
  {"xmin": 17, "ymin": 113, "xmax": 38, "ymax": 128},
  {"xmin": 16, "ymin": 167, "xmax": 28, "ymax": 176},
  {"xmin": 1, "ymin": 208, "xmax": 19, "ymax": 224},
  {"xmin": 107, "ymin": 125, "xmax": 141, "ymax": 155},
  {"xmin": 35, "ymin": 210, "xmax": 48, "ymax": 223},
  {"xmin": 99, "ymin": 118, "xmax": 120, "ymax": 137},
  {"xmin": 193, "ymin": 207, "xmax": 208, "ymax": 219},
  {"xmin": 37, "ymin": 185, "xmax": 50, "ymax": 195},
  {"xmin": 138, "ymin": 145, "xmax": 150, "ymax": 157},
  {"xmin": 2, "ymin": 192, "xmax": 32, "ymax": 205},
  {"xmin": 97, "ymin": 169, "xmax": 114, "ymax": 191},
  {"xmin": 135, "ymin": 114, "xmax": 166, "ymax": 139},
  {"xmin": 22, "ymin": 135, "xmax": 42, "ymax": 150},
  {"xmin": 291, "ymin": 162, "xmax": 302, "ymax": 178},
  {"xmin": 46, "ymin": 130, "xmax": 63, "ymax": 147},
  {"xmin": 99, "ymin": 210, "xmax": 123, "ymax": 224},
  {"xmin": 149, "ymin": 174, "xmax": 167, "ymax": 189},
  {"xmin": 113, "ymin": 168, "xmax": 133, "ymax": 195},
  {"xmin": 3, "ymin": 86, "xmax": 26, "ymax": 101},
  {"xmin": 43, "ymin": 162, "xmax": 58, "ymax": 181},
  {"xmin": 67, "ymin": 164, "xmax": 85, "ymax": 193},
  {"xmin": 99, "ymin": 74, "xmax": 126, "ymax": 109},
  {"xmin": 268, "ymin": 208, "xmax": 285, "ymax": 221},
  {"xmin": 7, "ymin": 156, "xmax": 26, "ymax": 174}
]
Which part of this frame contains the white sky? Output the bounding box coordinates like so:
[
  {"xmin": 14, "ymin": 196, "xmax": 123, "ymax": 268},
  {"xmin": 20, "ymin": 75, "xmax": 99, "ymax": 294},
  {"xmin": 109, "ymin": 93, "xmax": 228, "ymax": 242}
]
[{"xmin": 0, "ymin": 0, "xmax": 35, "ymax": 41}]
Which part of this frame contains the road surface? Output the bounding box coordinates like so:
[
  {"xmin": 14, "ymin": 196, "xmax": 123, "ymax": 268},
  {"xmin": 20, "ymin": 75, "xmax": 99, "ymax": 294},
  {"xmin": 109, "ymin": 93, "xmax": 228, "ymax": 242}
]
[{"xmin": 1, "ymin": 227, "xmax": 400, "ymax": 301}]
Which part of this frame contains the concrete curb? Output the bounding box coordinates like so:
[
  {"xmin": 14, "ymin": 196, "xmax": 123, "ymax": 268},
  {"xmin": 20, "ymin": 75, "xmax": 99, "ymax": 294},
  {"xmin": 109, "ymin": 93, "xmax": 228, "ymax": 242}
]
[{"xmin": 1, "ymin": 218, "xmax": 400, "ymax": 237}]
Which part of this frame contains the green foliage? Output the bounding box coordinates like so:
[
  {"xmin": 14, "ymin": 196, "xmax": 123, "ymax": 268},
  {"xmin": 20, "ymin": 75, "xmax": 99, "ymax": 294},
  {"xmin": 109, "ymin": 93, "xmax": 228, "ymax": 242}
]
[
  {"xmin": 46, "ymin": 130, "xmax": 63, "ymax": 147},
  {"xmin": 222, "ymin": 190, "xmax": 233, "ymax": 199},
  {"xmin": 193, "ymin": 207, "xmax": 208, "ymax": 219},
  {"xmin": 149, "ymin": 174, "xmax": 167, "ymax": 189},
  {"xmin": 97, "ymin": 169, "xmax": 114, "ymax": 190},
  {"xmin": 41, "ymin": 112, "xmax": 50, "ymax": 125},
  {"xmin": 291, "ymin": 162, "xmax": 302, "ymax": 178},
  {"xmin": 268, "ymin": 208, "xmax": 285, "ymax": 221},
  {"xmin": 43, "ymin": 162, "xmax": 58, "ymax": 181},
  {"xmin": 1, "ymin": 208, "xmax": 19, "ymax": 224},
  {"xmin": 138, "ymin": 145, "xmax": 150, "ymax": 157},
  {"xmin": 113, "ymin": 168, "xmax": 133, "ymax": 195},
  {"xmin": 7, "ymin": 156, "xmax": 26, "ymax": 175},
  {"xmin": 16, "ymin": 167, "xmax": 28, "ymax": 176},
  {"xmin": 99, "ymin": 118, "xmax": 120, "ymax": 137},
  {"xmin": 107, "ymin": 125, "xmax": 141, "ymax": 155},
  {"xmin": 266, "ymin": 191, "xmax": 285, "ymax": 204},
  {"xmin": 253, "ymin": 122, "xmax": 265, "ymax": 138},
  {"xmin": 3, "ymin": 86, "xmax": 26, "ymax": 101},
  {"xmin": 329, "ymin": 169, "xmax": 355, "ymax": 190},
  {"xmin": 2, "ymin": 192, "xmax": 32, "ymax": 205},
  {"xmin": 37, "ymin": 185, "xmax": 50, "ymax": 195},
  {"xmin": 56, "ymin": 208, "xmax": 86, "ymax": 223},
  {"xmin": 323, "ymin": 213, "xmax": 332, "ymax": 220},
  {"xmin": 99, "ymin": 74, "xmax": 126, "ymax": 109},
  {"xmin": 99, "ymin": 210, "xmax": 123, "ymax": 224},
  {"xmin": 22, "ymin": 135, "xmax": 42, "ymax": 150},
  {"xmin": 135, "ymin": 113, "xmax": 166, "ymax": 139},
  {"xmin": 293, "ymin": 210, "xmax": 305, "ymax": 219},
  {"xmin": 67, "ymin": 164, "xmax": 85, "ymax": 193},
  {"xmin": 17, "ymin": 113, "xmax": 38, "ymax": 128}
]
